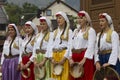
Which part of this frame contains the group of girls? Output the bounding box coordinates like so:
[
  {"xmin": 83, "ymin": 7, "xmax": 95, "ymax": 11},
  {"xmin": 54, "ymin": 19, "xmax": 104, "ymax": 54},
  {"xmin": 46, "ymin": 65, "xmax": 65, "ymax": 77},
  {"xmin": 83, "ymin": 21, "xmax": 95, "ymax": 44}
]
[{"xmin": 0, "ymin": 10, "xmax": 120, "ymax": 80}]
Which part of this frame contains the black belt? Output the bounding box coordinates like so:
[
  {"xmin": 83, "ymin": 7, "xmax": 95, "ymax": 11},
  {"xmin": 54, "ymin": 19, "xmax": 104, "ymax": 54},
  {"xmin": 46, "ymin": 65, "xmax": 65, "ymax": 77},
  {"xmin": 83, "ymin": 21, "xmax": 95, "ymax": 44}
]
[{"xmin": 4, "ymin": 54, "xmax": 19, "ymax": 59}]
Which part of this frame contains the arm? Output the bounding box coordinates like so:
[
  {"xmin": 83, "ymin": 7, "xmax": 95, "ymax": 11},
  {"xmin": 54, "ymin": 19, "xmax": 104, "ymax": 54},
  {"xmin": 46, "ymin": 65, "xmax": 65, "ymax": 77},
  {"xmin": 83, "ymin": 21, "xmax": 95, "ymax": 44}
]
[
  {"xmin": 108, "ymin": 31, "xmax": 119, "ymax": 65},
  {"xmin": 84, "ymin": 28, "xmax": 96, "ymax": 59}
]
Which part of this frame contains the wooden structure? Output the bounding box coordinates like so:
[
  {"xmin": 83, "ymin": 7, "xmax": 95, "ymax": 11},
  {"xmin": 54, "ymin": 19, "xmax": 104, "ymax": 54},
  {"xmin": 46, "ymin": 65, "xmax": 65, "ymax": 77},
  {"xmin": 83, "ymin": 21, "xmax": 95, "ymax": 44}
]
[{"xmin": 80, "ymin": 0, "xmax": 120, "ymax": 37}]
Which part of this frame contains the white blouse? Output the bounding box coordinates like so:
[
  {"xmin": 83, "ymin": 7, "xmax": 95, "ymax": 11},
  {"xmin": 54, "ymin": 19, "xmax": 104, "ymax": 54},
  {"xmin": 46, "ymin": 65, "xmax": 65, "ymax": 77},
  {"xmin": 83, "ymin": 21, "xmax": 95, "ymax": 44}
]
[
  {"xmin": 1, "ymin": 36, "xmax": 22, "ymax": 65},
  {"xmin": 94, "ymin": 31, "xmax": 119, "ymax": 65},
  {"xmin": 48, "ymin": 28, "xmax": 73, "ymax": 58},
  {"xmin": 70, "ymin": 27, "xmax": 96, "ymax": 59},
  {"xmin": 32, "ymin": 32, "xmax": 52, "ymax": 58},
  {"xmin": 19, "ymin": 35, "xmax": 35, "ymax": 63}
]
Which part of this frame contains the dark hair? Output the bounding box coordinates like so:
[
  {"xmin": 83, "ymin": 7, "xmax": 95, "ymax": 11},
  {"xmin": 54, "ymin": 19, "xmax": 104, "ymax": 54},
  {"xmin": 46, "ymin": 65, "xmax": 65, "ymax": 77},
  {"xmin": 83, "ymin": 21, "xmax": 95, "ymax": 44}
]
[{"xmin": 6, "ymin": 25, "xmax": 17, "ymax": 40}]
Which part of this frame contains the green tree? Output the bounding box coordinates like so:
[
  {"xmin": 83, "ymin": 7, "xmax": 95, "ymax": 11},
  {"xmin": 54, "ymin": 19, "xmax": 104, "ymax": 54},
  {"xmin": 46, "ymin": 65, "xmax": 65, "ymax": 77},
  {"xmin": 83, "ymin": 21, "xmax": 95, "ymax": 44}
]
[
  {"xmin": 4, "ymin": 2, "xmax": 38, "ymax": 25},
  {"xmin": 4, "ymin": 3, "xmax": 22, "ymax": 25},
  {"xmin": 21, "ymin": 2, "xmax": 39, "ymax": 23}
]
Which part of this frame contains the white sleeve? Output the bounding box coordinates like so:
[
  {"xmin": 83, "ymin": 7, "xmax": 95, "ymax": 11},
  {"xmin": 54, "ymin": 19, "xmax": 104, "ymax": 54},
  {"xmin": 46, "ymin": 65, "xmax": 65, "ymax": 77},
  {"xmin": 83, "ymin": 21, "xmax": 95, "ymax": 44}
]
[
  {"xmin": 94, "ymin": 34, "xmax": 100, "ymax": 63},
  {"xmin": 45, "ymin": 32, "xmax": 54, "ymax": 58},
  {"xmin": 30, "ymin": 37, "xmax": 38, "ymax": 62},
  {"xmin": 84, "ymin": 28, "xmax": 96, "ymax": 59},
  {"xmin": 1, "ymin": 40, "xmax": 7, "ymax": 65},
  {"xmin": 64, "ymin": 30, "xmax": 73, "ymax": 58},
  {"xmin": 0, "ymin": 42, "xmax": 5, "ymax": 65},
  {"xmin": 18, "ymin": 38, "xmax": 23, "ymax": 64},
  {"xmin": 108, "ymin": 31, "xmax": 119, "ymax": 65}
]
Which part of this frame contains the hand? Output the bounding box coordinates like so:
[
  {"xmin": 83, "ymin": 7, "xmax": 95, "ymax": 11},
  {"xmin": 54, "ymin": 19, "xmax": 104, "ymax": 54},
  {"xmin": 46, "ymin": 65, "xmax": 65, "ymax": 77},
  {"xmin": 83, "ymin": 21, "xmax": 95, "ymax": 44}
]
[
  {"xmin": 51, "ymin": 59, "xmax": 57, "ymax": 65},
  {"xmin": 79, "ymin": 58, "xmax": 86, "ymax": 66},
  {"xmin": 103, "ymin": 63, "xmax": 110, "ymax": 67},
  {"xmin": 96, "ymin": 62, "xmax": 101, "ymax": 70},
  {"xmin": 24, "ymin": 62, "xmax": 30, "ymax": 69},
  {"xmin": 59, "ymin": 59, "xmax": 64, "ymax": 65},
  {"xmin": 20, "ymin": 64, "xmax": 26, "ymax": 70},
  {"xmin": 34, "ymin": 62, "xmax": 39, "ymax": 67},
  {"xmin": 17, "ymin": 64, "xmax": 20, "ymax": 71},
  {"xmin": 59, "ymin": 57, "xmax": 66, "ymax": 65},
  {"xmin": 39, "ymin": 61, "xmax": 45, "ymax": 68},
  {"xmin": 69, "ymin": 58, "xmax": 74, "ymax": 67}
]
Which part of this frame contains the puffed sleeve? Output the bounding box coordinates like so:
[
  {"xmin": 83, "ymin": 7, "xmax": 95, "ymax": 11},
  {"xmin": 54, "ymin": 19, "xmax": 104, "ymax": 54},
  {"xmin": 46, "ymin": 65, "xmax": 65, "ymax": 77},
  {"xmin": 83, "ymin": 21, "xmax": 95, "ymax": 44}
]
[
  {"xmin": 94, "ymin": 33, "xmax": 100, "ymax": 63},
  {"xmin": 30, "ymin": 36, "xmax": 38, "ymax": 61},
  {"xmin": 45, "ymin": 32, "xmax": 54, "ymax": 58},
  {"xmin": 108, "ymin": 31, "xmax": 119, "ymax": 65},
  {"xmin": 18, "ymin": 37, "xmax": 23, "ymax": 64},
  {"xmin": 64, "ymin": 30, "xmax": 73, "ymax": 58},
  {"xmin": 84, "ymin": 28, "xmax": 96, "ymax": 59},
  {"xmin": 0, "ymin": 41, "xmax": 6, "ymax": 65}
]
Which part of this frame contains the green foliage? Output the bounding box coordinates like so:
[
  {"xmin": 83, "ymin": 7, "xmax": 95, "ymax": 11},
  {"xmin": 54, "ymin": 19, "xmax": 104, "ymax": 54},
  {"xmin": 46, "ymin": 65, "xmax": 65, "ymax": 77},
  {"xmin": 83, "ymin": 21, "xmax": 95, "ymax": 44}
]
[
  {"xmin": 4, "ymin": 2, "xmax": 39, "ymax": 25},
  {"xmin": 4, "ymin": 3, "xmax": 22, "ymax": 25}
]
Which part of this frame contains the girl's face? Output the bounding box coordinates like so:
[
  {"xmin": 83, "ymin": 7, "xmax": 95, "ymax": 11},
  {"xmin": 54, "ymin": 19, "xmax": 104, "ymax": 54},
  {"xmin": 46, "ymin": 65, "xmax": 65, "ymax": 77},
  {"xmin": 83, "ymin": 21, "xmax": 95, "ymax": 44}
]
[
  {"xmin": 37, "ymin": 25, "xmax": 42, "ymax": 33},
  {"xmin": 40, "ymin": 20, "xmax": 48, "ymax": 32},
  {"xmin": 56, "ymin": 15, "xmax": 66, "ymax": 27},
  {"xmin": 8, "ymin": 25, "xmax": 16, "ymax": 38},
  {"xmin": 99, "ymin": 18, "xmax": 108, "ymax": 29},
  {"xmin": 24, "ymin": 24, "xmax": 34, "ymax": 35},
  {"xmin": 77, "ymin": 16, "xmax": 87, "ymax": 26}
]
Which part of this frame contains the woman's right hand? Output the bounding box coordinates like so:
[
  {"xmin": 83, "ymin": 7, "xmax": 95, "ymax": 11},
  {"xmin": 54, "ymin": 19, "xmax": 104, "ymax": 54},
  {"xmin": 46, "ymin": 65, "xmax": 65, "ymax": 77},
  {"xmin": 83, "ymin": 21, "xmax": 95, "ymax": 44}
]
[
  {"xmin": 69, "ymin": 58, "xmax": 74, "ymax": 67},
  {"xmin": 34, "ymin": 62, "xmax": 39, "ymax": 67},
  {"xmin": 20, "ymin": 63, "xmax": 26, "ymax": 70},
  {"xmin": 95, "ymin": 62, "xmax": 101, "ymax": 70},
  {"xmin": 51, "ymin": 58, "xmax": 57, "ymax": 65}
]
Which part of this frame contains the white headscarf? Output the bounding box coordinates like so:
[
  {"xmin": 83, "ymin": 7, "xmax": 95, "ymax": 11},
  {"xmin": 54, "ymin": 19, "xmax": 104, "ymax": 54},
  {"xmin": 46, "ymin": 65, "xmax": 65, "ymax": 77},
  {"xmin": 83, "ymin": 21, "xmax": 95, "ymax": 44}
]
[
  {"xmin": 25, "ymin": 21, "xmax": 38, "ymax": 34},
  {"xmin": 78, "ymin": 10, "xmax": 92, "ymax": 27},
  {"xmin": 7, "ymin": 23, "xmax": 20, "ymax": 36},
  {"xmin": 39, "ymin": 16, "xmax": 52, "ymax": 31},
  {"xmin": 99, "ymin": 13, "xmax": 114, "ymax": 30},
  {"xmin": 55, "ymin": 11, "xmax": 70, "ymax": 38},
  {"xmin": 56, "ymin": 11, "xmax": 70, "ymax": 24}
]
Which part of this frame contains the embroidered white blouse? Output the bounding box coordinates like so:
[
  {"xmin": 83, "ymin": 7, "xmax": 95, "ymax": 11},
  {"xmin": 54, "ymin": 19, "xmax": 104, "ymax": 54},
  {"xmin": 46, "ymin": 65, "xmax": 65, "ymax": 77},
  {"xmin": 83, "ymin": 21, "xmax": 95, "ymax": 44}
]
[
  {"xmin": 1, "ymin": 36, "xmax": 22, "ymax": 65},
  {"xmin": 48, "ymin": 28, "xmax": 73, "ymax": 58},
  {"xmin": 19, "ymin": 35, "xmax": 35, "ymax": 63},
  {"xmin": 95, "ymin": 31, "xmax": 119, "ymax": 65},
  {"xmin": 32, "ymin": 32, "xmax": 52, "ymax": 58},
  {"xmin": 70, "ymin": 27, "xmax": 96, "ymax": 59}
]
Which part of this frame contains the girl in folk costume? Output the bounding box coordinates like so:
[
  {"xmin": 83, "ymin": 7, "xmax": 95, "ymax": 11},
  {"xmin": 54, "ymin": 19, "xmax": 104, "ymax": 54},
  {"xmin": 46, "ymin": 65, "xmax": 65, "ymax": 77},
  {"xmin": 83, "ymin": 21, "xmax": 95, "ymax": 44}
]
[
  {"xmin": 49, "ymin": 11, "xmax": 72, "ymax": 80},
  {"xmin": 0, "ymin": 24, "xmax": 21, "ymax": 80},
  {"xmin": 32, "ymin": 16, "xmax": 52, "ymax": 80},
  {"xmin": 94, "ymin": 13, "xmax": 120, "ymax": 74},
  {"xmin": 19, "ymin": 21, "xmax": 38, "ymax": 80},
  {"xmin": 69, "ymin": 11, "xmax": 96, "ymax": 80}
]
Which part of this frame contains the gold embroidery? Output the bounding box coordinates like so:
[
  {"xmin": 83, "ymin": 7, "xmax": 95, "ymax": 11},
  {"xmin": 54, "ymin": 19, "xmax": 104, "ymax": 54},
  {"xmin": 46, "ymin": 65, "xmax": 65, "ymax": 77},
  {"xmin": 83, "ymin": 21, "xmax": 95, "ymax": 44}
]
[
  {"xmin": 61, "ymin": 27, "xmax": 69, "ymax": 41},
  {"xmin": 44, "ymin": 32, "xmax": 50, "ymax": 42},
  {"xmin": 54, "ymin": 27, "xmax": 69, "ymax": 41},
  {"xmin": 13, "ymin": 42, "xmax": 19, "ymax": 49},
  {"xmin": 83, "ymin": 27, "xmax": 90, "ymax": 40},
  {"xmin": 106, "ymin": 29, "xmax": 113, "ymax": 43},
  {"xmin": 30, "ymin": 38, "xmax": 35, "ymax": 46},
  {"xmin": 54, "ymin": 29, "xmax": 58, "ymax": 40}
]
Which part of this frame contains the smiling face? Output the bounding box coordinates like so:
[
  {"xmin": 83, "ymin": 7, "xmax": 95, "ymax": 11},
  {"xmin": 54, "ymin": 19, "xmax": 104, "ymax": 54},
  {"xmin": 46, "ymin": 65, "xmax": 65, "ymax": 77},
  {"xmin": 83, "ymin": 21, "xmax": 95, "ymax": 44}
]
[
  {"xmin": 77, "ymin": 16, "xmax": 87, "ymax": 27},
  {"xmin": 24, "ymin": 24, "xmax": 34, "ymax": 35},
  {"xmin": 99, "ymin": 18, "xmax": 108, "ymax": 30},
  {"xmin": 56, "ymin": 15, "xmax": 66, "ymax": 28},
  {"xmin": 8, "ymin": 25, "xmax": 16, "ymax": 38},
  {"xmin": 40, "ymin": 20, "xmax": 48, "ymax": 32}
]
